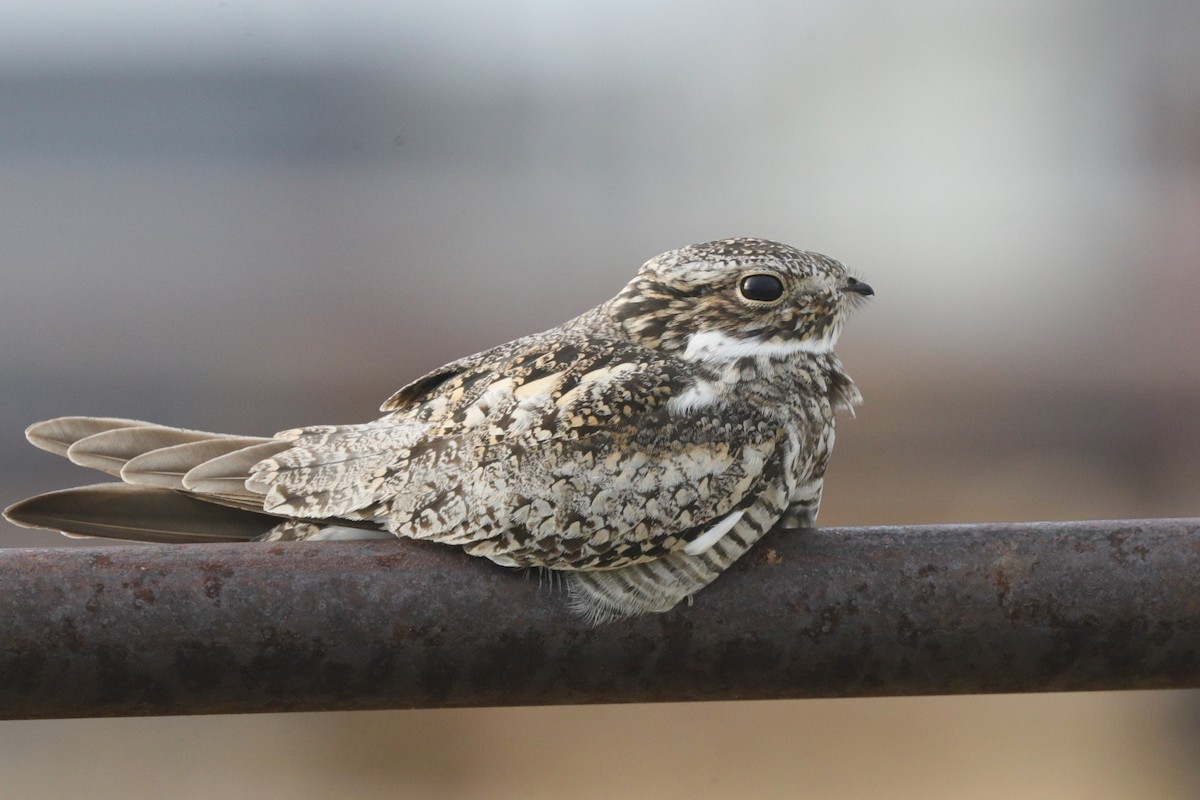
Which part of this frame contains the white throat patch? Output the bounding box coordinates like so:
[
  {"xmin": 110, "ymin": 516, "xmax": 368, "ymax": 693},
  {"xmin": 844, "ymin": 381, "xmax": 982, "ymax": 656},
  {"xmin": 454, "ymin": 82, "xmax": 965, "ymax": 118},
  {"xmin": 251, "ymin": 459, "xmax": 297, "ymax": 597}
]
[{"xmin": 681, "ymin": 329, "xmax": 836, "ymax": 363}]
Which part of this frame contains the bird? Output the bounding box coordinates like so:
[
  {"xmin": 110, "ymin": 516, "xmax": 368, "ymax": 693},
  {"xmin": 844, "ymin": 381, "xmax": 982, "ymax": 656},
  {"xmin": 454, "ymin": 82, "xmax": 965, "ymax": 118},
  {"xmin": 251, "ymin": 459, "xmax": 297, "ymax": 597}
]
[{"xmin": 4, "ymin": 238, "xmax": 872, "ymax": 622}]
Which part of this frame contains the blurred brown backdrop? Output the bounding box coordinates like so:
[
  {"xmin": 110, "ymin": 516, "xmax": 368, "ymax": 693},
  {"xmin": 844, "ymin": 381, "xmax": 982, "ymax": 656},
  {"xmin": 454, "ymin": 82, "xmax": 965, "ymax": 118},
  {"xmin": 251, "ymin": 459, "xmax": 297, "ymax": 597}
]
[{"xmin": 1, "ymin": 1, "xmax": 1198, "ymax": 798}]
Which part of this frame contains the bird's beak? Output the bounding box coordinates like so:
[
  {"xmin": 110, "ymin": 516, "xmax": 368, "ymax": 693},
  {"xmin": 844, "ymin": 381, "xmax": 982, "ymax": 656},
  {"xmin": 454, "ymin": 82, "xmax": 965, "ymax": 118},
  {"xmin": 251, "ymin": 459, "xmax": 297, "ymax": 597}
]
[{"xmin": 843, "ymin": 278, "xmax": 874, "ymax": 297}]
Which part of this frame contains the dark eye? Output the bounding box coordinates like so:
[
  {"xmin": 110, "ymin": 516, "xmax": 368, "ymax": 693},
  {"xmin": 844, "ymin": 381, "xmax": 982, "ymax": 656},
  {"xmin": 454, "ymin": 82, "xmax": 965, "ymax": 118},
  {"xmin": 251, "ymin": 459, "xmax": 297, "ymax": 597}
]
[{"xmin": 738, "ymin": 274, "xmax": 785, "ymax": 303}]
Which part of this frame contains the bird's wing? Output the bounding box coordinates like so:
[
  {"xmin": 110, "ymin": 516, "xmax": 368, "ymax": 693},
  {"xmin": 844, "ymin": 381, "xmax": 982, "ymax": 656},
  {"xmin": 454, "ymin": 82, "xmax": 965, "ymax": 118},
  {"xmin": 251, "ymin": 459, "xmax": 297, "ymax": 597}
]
[
  {"xmin": 250, "ymin": 334, "xmax": 792, "ymax": 569},
  {"xmin": 565, "ymin": 476, "xmax": 793, "ymax": 621},
  {"xmin": 454, "ymin": 350, "xmax": 788, "ymax": 569}
]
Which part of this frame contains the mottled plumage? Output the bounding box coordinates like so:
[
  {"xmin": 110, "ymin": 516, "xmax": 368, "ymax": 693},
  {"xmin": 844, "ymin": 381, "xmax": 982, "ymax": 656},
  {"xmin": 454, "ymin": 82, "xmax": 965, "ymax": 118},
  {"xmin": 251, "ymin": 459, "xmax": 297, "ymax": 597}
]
[{"xmin": 4, "ymin": 238, "xmax": 872, "ymax": 621}]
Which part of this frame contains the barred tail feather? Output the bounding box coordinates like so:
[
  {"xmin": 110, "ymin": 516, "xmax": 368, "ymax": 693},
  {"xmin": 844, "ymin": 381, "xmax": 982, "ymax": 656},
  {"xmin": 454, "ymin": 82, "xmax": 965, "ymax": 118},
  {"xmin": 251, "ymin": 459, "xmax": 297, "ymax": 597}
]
[{"xmin": 566, "ymin": 486, "xmax": 786, "ymax": 623}]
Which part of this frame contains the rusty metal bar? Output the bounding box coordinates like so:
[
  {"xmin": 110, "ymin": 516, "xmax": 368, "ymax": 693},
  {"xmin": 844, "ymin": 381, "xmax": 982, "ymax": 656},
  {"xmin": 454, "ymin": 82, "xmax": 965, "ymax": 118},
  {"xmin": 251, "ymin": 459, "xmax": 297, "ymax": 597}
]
[{"xmin": 1, "ymin": 518, "xmax": 1198, "ymax": 719}]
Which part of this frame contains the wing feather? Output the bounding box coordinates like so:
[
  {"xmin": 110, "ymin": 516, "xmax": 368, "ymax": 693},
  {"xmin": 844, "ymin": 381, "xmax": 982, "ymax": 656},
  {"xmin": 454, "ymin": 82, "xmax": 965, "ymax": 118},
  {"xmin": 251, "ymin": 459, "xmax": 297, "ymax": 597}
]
[
  {"xmin": 251, "ymin": 333, "xmax": 787, "ymax": 569},
  {"xmin": 121, "ymin": 437, "xmax": 272, "ymax": 490},
  {"xmin": 3, "ymin": 484, "xmax": 278, "ymax": 543},
  {"xmin": 66, "ymin": 425, "xmax": 216, "ymax": 474},
  {"xmin": 25, "ymin": 416, "xmax": 152, "ymax": 457}
]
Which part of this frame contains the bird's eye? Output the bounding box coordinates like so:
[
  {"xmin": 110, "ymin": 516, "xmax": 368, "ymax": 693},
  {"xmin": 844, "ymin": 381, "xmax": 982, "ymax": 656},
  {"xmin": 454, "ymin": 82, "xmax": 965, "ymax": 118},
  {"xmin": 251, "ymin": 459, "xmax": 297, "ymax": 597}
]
[{"xmin": 738, "ymin": 274, "xmax": 785, "ymax": 303}]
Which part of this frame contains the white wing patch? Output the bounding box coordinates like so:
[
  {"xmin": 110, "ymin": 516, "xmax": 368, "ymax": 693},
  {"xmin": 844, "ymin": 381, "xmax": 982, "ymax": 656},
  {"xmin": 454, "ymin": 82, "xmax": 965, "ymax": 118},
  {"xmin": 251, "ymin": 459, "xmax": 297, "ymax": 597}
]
[
  {"xmin": 304, "ymin": 525, "xmax": 395, "ymax": 541},
  {"xmin": 683, "ymin": 509, "xmax": 745, "ymax": 555}
]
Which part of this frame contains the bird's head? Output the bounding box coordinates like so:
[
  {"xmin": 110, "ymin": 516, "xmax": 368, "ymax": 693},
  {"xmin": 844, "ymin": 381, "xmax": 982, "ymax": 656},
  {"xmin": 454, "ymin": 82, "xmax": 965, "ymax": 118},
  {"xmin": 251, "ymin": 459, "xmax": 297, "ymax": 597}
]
[{"xmin": 610, "ymin": 238, "xmax": 872, "ymax": 362}]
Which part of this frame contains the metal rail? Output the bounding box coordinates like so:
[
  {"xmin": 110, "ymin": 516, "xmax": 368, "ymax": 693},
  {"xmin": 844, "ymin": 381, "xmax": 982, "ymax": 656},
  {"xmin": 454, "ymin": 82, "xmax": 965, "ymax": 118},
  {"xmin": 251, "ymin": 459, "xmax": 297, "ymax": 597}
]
[{"xmin": 1, "ymin": 518, "xmax": 1197, "ymax": 719}]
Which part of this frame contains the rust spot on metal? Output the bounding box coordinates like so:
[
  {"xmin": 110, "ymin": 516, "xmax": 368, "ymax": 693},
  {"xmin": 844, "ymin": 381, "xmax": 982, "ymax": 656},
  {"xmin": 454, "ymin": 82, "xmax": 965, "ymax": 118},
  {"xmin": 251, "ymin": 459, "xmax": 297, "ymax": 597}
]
[
  {"xmin": 1107, "ymin": 529, "xmax": 1150, "ymax": 564},
  {"xmin": 993, "ymin": 568, "xmax": 1012, "ymax": 605},
  {"xmin": 121, "ymin": 577, "xmax": 157, "ymax": 608},
  {"xmin": 199, "ymin": 562, "xmax": 234, "ymax": 604},
  {"xmin": 373, "ymin": 551, "xmax": 409, "ymax": 570}
]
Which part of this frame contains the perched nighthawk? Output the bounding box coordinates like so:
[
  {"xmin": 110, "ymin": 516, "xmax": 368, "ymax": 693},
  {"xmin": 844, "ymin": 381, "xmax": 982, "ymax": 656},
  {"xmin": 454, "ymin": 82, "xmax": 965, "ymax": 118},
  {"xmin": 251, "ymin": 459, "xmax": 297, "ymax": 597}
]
[{"xmin": 4, "ymin": 238, "xmax": 872, "ymax": 621}]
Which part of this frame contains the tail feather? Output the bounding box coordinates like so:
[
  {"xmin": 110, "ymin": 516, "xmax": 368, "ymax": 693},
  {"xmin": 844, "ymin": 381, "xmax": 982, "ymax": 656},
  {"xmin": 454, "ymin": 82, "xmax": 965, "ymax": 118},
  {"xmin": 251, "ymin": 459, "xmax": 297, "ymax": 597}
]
[
  {"xmin": 5, "ymin": 416, "xmax": 397, "ymax": 544},
  {"xmin": 3, "ymin": 483, "xmax": 279, "ymax": 543},
  {"xmin": 121, "ymin": 437, "xmax": 273, "ymax": 491},
  {"xmin": 5, "ymin": 416, "xmax": 303, "ymax": 543},
  {"xmin": 182, "ymin": 440, "xmax": 291, "ymax": 500},
  {"xmin": 66, "ymin": 425, "xmax": 223, "ymax": 476},
  {"xmin": 25, "ymin": 417, "xmax": 151, "ymax": 458}
]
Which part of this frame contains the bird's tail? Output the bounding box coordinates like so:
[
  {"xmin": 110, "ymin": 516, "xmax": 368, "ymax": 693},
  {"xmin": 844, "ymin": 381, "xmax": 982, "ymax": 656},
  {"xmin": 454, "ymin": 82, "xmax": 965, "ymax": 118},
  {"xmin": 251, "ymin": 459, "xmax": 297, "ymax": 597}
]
[{"xmin": 3, "ymin": 417, "xmax": 386, "ymax": 543}]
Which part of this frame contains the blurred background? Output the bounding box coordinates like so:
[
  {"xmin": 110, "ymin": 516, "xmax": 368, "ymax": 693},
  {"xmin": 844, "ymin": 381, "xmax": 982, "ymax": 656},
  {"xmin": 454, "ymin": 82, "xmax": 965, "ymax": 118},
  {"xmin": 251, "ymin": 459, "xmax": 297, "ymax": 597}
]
[{"xmin": 1, "ymin": 0, "xmax": 1198, "ymax": 797}]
